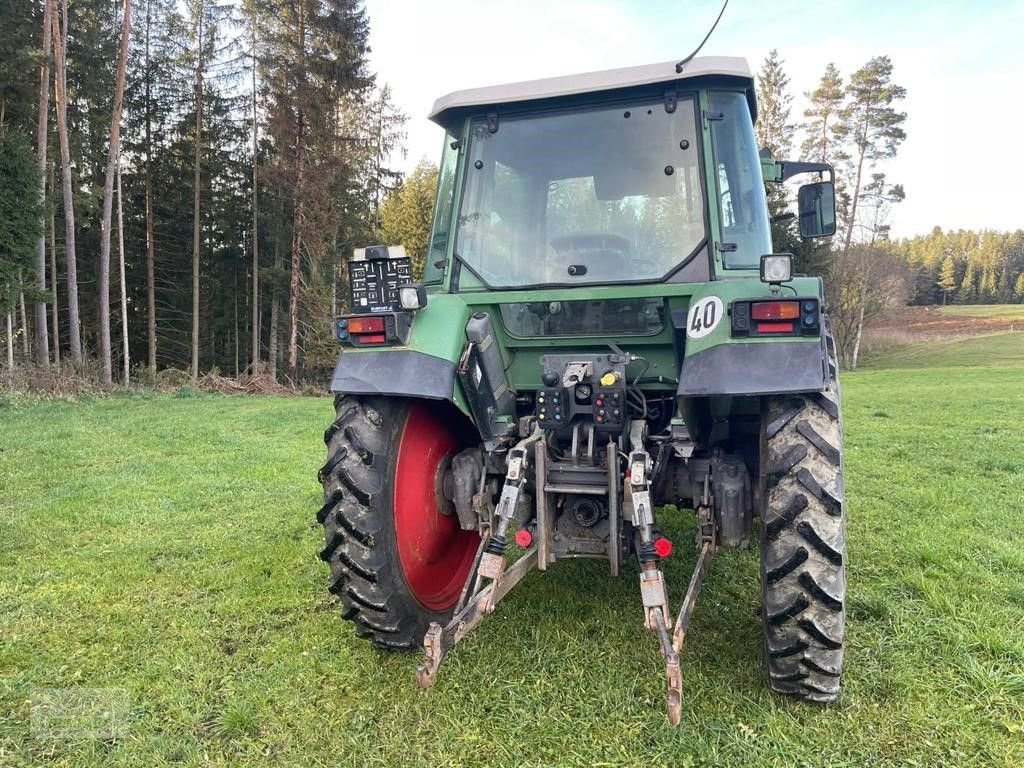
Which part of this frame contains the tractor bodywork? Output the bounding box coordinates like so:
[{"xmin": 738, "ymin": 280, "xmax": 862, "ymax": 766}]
[{"xmin": 319, "ymin": 57, "xmax": 845, "ymax": 723}]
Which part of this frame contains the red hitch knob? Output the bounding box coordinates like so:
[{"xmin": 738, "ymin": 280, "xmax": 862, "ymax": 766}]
[
  {"xmin": 515, "ymin": 529, "xmax": 533, "ymax": 548},
  {"xmin": 654, "ymin": 536, "xmax": 673, "ymax": 558}
]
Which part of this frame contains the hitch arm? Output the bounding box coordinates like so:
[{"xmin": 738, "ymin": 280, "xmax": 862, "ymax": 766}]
[
  {"xmin": 416, "ymin": 546, "xmax": 538, "ymax": 689},
  {"xmin": 672, "ymin": 540, "xmax": 714, "ymax": 652}
]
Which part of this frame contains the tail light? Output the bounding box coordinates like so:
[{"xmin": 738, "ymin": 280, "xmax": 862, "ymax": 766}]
[
  {"xmin": 347, "ymin": 317, "xmax": 385, "ymax": 334},
  {"xmin": 750, "ymin": 301, "xmax": 799, "ymax": 320},
  {"xmin": 731, "ymin": 298, "xmax": 821, "ymax": 338},
  {"xmin": 336, "ymin": 313, "xmax": 411, "ymax": 347}
]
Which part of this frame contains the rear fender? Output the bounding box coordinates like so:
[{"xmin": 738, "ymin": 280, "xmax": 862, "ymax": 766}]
[
  {"xmin": 330, "ymin": 293, "xmax": 473, "ymax": 416},
  {"xmin": 676, "ymin": 278, "xmax": 828, "ymax": 397}
]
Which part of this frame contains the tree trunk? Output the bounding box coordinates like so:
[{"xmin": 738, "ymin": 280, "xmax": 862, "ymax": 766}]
[
  {"xmin": 117, "ymin": 164, "xmax": 129, "ymax": 384},
  {"xmin": 234, "ymin": 282, "xmax": 239, "ymax": 378},
  {"xmin": 191, "ymin": 8, "xmax": 204, "ymax": 380},
  {"xmin": 34, "ymin": 0, "xmax": 53, "ymax": 367},
  {"xmin": 850, "ymin": 292, "xmax": 867, "ymax": 371},
  {"xmin": 145, "ymin": 0, "xmax": 156, "ymax": 373},
  {"xmin": 49, "ymin": 164, "xmax": 60, "ymax": 370},
  {"xmin": 18, "ymin": 280, "xmax": 30, "ymax": 356},
  {"xmin": 840, "ymin": 99, "xmax": 872, "ymax": 260},
  {"xmin": 98, "ymin": 0, "xmax": 132, "ymax": 385},
  {"xmin": 250, "ymin": 18, "xmax": 259, "ymax": 374},
  {"xmin": 287, "ymin": 6, "xmax": 306, "ymax": 382},
  {"xmin": 5, "ymin": 314, "xmax": 13, "ymax": 369},
  {"xmin": 51, "ymin": 0, "xmax": 81, "ymax": 364},
  {"xmin": 269, "ymin": 235, "xmax": 279, "ymax": 381}
]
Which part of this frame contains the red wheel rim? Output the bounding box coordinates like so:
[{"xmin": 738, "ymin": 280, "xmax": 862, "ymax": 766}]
[{"xmin": 393, "ymin": 403, "xmax": 479, "ymax": 610}]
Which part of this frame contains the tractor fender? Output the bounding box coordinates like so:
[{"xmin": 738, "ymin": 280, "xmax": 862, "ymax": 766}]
[
  {"xmin": 675, "ymin": 278, "xmax": 829, "ymax": 397},
  {"xmin": 677, "ymin": 337, "xmax": 828, "ymax": 397},
  {"xmin": 329, "ymin": 349, "xmax": 458, "ymax": 402},
  {"xmin": 329, "ymin": 293, "xmax": 473, "ymax": 415}
]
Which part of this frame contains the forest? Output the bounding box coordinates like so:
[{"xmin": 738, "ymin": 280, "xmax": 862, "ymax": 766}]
[{"xmin": 1, "ymin": 1, "xmax": 1021, "ymax": 382}]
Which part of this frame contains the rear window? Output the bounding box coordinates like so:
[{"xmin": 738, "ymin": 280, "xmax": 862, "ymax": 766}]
[{"xmin": 499, "ymin": 298, "xmax": 664, "ymax": 338}]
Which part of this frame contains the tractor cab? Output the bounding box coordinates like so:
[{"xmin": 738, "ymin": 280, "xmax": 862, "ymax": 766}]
[{"xmin": 424, "ymin": 57, "xmax": 828, "ymax": 291}]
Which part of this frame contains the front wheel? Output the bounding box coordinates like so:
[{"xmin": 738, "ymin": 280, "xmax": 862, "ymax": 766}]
[
  {"xmin": 759, "ymin": 352, "xmax": 846, "ymax": 701},
  {"xmin": 317, "ymin": 396, "xmax": 481, "ymax": 649}
]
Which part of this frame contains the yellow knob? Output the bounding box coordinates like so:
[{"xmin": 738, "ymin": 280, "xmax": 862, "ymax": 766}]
[{"xmin": 600, "ymin": 371, "xmax": 619, "ymax": 387}]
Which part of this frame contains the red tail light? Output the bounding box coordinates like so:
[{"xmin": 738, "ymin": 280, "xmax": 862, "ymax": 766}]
[
  {"xmin": 348, "ymin": 316, "xmax": 385, "ymax": 334},
  {"xmin": 751, "ymin": 301, "xmax": 800, "ymax": 320},
  {"xmin": 757, "ymin": 322, "xmax": 795, "ymax": 333}
]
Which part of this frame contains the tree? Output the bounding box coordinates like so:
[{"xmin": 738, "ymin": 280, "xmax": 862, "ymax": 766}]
[
  {"xmin": 189, "ymin": 0, "xmax": 205, "ymax": 379},
  {"xmin": 366, "ymin": 85, "xmax": 407, "ymax": 234},
  {"xmin": 97, "ymin": 0, "xmax": 132, "ymax": 384},
  {"xmin": 261, "ymin": 0, "xmax": 371, "ymax": 379},
  {"xmin": 755, "ymin": 50, "xmax": 794, "ymax": 159},
  {"xmin": 248, "ymin": 8, "xmax": 259, "ymax": 373},
  {"xmin": 0, "ymin": 130, "xmax": 42, "ymax": 364},
  {"xmin": 1014, "ymin": 273, "xmax": 1024, "ymax": 303},
  {"xmin": 34, "ymin": 0, "xmax": 54, "ymax": 367},
  {"xmin": 938, "ymin": 254, "xmax": 957, "ymax": 305},
  {"xmin": 829, "ymin": 244, "xmax": 909, "ymax": 369},
  {"xmin": 756, "ymin": 50, "xmax": 829, "ymax": 276},
  {"xmin": 144, "ymin": 0, "xmax": 158, "ymax": 373},
  {"xmin": 0, "ymin": 0, "xmax": 37, "ymax": 130},
  {"xmin": 379, "ymin": 160, "xmax": 438, "ymax": 279},
  {"xmin": 837, "ymin": 56, "xmax": 907, "ymax": 260},
  {"xmin": 51, "ymin": 0, "xmax": 82, "ymax": 364},
  {"xmin": 801, "ymin": 63, "xmax": 844, "ymax": 165},
  {"xmin": 755, "ymin": 49, "xmax": 793, "ymax": 249}
]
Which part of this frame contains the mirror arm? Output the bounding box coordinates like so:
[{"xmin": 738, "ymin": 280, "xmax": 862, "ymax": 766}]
[{"xmin": 778, "ymin": 161, "xmax": 834, "ymax": 183}]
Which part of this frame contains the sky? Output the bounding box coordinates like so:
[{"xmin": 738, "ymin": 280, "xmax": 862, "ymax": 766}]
[{"xmin": 361, "ymin": 0, "xmax": 1024, "ymax": 239}]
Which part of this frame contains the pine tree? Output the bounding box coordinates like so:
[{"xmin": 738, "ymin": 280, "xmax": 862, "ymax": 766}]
[
  {"xmin": 260, "ymin": 0, "xmax": 371, "ymax": 379},
  {"xmin": 837, "ymin": 56, "xmax": 907, "ymax": 257},
  {"xmin": 801, "ymin": 63, "xmax": 844, "ymax": 164},
  {"xmin": 97, "ymin": 0, "xmax": 132, "ymax": 385},
  {"xmin": 379, "ymin": 160, "xmax": 439, "ymax": 279},
  {"xmin": 50, "ymin": 0, "xmax": 82, "ymax": 363},
  {"xmin": 34, "ymin": 0, "xmax": 54, "ymax": 366},
  {"xmin": 0, "ymin": 130, "xmax": 43, "ymax": 360},
  {"xmin": 938, "ymin": 255, "xmax": 957, "ymax": 305},
  {"xmin": 755, "ymin": 50, "xmax": 794, "ymax": 158},
  {"xmin": 756, "ymin": 50, "xmax": 829, "ymax": 276}
]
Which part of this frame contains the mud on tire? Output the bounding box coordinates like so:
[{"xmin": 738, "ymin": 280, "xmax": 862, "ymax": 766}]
[{"xmin": 760, "ymin": 339, "xmax": 846, "ymax": 702}]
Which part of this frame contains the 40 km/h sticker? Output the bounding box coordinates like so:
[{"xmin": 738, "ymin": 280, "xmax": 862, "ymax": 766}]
[{"xmin": 686, "ymin": 296, "xmax": 724, "ymax": 339}]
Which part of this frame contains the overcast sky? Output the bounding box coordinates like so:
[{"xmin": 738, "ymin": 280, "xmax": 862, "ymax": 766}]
[{"xmin": 361, "ymin": 0, "xmax": 1023, "ymax": 239}]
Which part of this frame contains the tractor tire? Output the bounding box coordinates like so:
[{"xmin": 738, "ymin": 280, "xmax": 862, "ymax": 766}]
[
  {"xmin": 317, "ymin": 395, "xmax": 481, "ymax": 650},
  {"xmin": 759, "ymin": 339, "xmax": 846, "ymax": 702}
]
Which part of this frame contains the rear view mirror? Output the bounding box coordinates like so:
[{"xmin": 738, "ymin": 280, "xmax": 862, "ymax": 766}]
[{"xmin": 797, "ymin": 181, "xmax": 836, "ymax": 239}]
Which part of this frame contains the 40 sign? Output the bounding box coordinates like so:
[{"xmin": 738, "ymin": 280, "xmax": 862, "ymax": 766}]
[{"xmin": 686, "ymin": 296, "xmax": 724, "ymax": 340}]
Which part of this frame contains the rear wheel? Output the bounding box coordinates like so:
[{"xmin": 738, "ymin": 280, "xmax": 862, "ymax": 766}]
[
  {"xmin": 317, "ymin": 396, "xmax": 481, "ymax": 649},
  {"xmin": 759, "ymin": 343, "xmax": 846, "ymax": 701}
]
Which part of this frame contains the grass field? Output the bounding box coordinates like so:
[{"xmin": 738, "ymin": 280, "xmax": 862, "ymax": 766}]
[
  {"xmin": 860, "ymin": 304, "xmax": 1024, "ymax": 369},
  {"xmin": 861, "ymin": 331, "xmax": 1024, "ymax": 369},
  {"xmin": 940, "ymin": 305, "xmax": 1024, "ymax": 321},
  {"xmin": 2, "ymin": 362, "xmax": 1024, "ymax": 766}
]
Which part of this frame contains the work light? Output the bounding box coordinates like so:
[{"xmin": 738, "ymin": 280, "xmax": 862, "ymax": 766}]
[
  {"xmin": 760, "ymin": 254, "xmax": 793, "ymax": 284},
  {"xmin": 398, "ymin": 284, "xmax": 427, "ymax": 310}
]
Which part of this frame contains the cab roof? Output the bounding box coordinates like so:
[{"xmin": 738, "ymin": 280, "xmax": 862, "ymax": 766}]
[{"xmin": 428, "ymin": 56, "xmax": 755, "ymax": 125}]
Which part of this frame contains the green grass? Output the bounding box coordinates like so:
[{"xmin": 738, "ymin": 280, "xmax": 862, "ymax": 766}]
[
  {"xmin": 2, "ymin": 375, "xmax": 1024, "ymax": 767},
  {"xmin": 862, "ymin": 331, "xmax": 1024, "ymax": 370},
  {"xmin": 940, "ymin": 305, "xmax": 1024, "ymax": 321}
]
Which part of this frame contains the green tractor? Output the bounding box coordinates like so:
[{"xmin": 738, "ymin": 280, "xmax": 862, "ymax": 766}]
[{"xmin": 317, "ymin": 56, "xmax": 844, "ymax": 724}]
